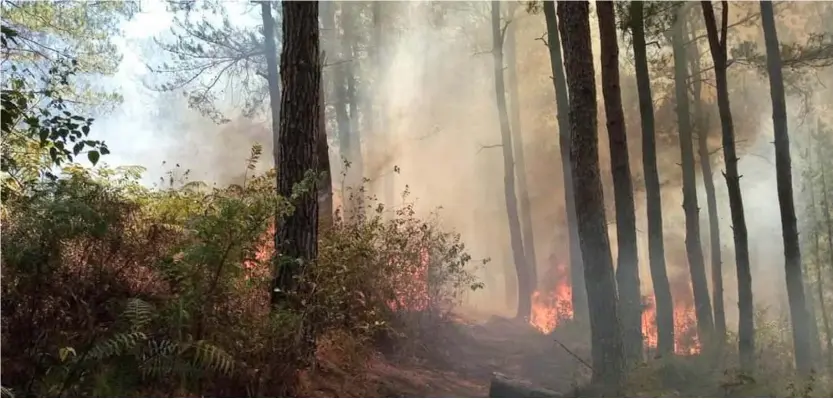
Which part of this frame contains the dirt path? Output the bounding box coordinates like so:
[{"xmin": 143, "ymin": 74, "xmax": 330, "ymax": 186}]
[{"xmin": 302, "ymin": 315, "xmax": 591, "ymax": 397}]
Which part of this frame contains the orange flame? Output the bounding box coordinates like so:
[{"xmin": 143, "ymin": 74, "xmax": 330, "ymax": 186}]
[{"xmin": 530, "ymin": 262, "xmax": 701, "ymax": 355}]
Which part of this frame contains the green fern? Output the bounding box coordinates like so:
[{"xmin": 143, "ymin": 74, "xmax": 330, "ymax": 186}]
[
  {"xmin": 121, "ymin": 298, "xmax": 154, "ymax": 331},
  {"xmin": 189, "ymin": 340, "xmax": 234, "ymax": 376},
  {"xmin": 87, "ymin": 331, "xmax": 148, "ymax": 361}
]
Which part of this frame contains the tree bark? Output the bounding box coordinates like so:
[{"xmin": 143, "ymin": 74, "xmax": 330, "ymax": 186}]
[
  {"xmin": 491, "ymin": 1, "xmax": 532, "ymax": 321},
  {"xmin": 703, "ymin": 0, "xmax": 749, "ymax": 360},
  {"xmin": 557, "ymin": 0, "xmax": 623, "ymax": 386},
  {"xmin": 760, "ymin": 0, "xmax": 813, "ymax": 375},
  {"xmin": 272, "ymin": 1, "xmax": 321, "ymax": 307},
  {"xmin": 689, "ymin": 8, "xmax": 725, "ymax": 340},
  {"xmin": 816, "ymin": 141, "xmax": 833, "ymax": 369},
  {"xmin": 542, "ymin": 0, "xmax": 588, "ymax": 324},
  {"xmin": 318, "ymin": 1, "xmax": 334, "ymax": 231},
  {"xmin": 489, "ymin": 373, "xmax": 561, "ymax": 398},
  {"xmin": 672, "ymin": 5, "xmax": 714, "ymax": 343},
  {"xmin": 506, "ymin": 5, "xmax": 539, "ymax": 293},
  {"xmin": 372, "ymin": 1, "xmax": 394, "ymax": 216},
  {"xmin": 596, "ymin": 0, "xmax": 642, "ymax": 365},
  {"xmin": 337, "ymin": 2, "xmax": 364, "ymax": 217},
  {"xmin": 631, "ymin": 0, "xmax": 675, "ymax": 356}
]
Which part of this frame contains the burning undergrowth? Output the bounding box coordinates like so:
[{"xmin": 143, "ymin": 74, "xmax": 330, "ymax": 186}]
[{"xmin": 529, "ymin": 262, "xmax": 701, "ymax": 356}]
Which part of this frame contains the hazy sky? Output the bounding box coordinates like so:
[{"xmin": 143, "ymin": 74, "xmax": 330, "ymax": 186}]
[{"xmin": 89, "ymin": 0, "xmax": 259, "ymax": 185}]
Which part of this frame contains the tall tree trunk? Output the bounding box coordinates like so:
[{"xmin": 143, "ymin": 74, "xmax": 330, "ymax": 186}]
[
  {"xmin": 630, "ymin": 0, "xmax": 674, "ymax": 356},
  {"xmin": 338, "ymin": 2, "xmax": 364, "ymax": 217},
  {"xmin": 596, "ymin": 0, "xmax": 642, "ymax": 365},
  {"xmin": 261, "ymin": 0, "xmax": 289, "ymax": 240},
  {"xmin": 506, "ymin": 6, "xmax": 539, "ymax": 292},
  {"xmin": 318, "ymin": 1, "xmax": 334, "ymax": 231},
  {"xmin": 689, "ymin": 9, "xmax": 725, "ymax": 340},
  {"xmin": 816, "ymin": 140, "xmax": 833, "ymax": 369},
  {"xmin": 262, "ymin": 1, "xmax": 281, "ymax": 179},
  {"xmin": 760, "ymin": 0, "xmax": 813, "ymax": 374},
  {"xmin": 272, "ymin": 0, "xmax": 321, "ymax": 306},
  {"xmin": 372, "ymin": 1, "xmax": 394, "ymax": 215},
  {"xmin": 703, "ymin": 1, "xmax": 750, "ymax": 362},
  {"xmin": 491, "ymin": 1, "xmax": 532, "ymax": 321},
  {"xmin": 672, "ymin": 5, "xmax": 714, "ymax": 343},
  {"xmin": 542, "ymin": 0, "xmax": 588, "ymax": 323},
  {"xmin": 557, "ymin": 0, "xmax": 623, "ymax": 386}
]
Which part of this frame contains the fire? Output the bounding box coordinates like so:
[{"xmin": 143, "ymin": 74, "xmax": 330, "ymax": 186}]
[
  {"xmin": 529, "ymin": 263, "xmax": 701, "ymax": 356},
  {"xmin": 387, "ymin": 247, "xmax": 430, "ymax": 312},
  {"xmin": 530, "ymin": 262, "xmax": 574, "ymax": 333}
]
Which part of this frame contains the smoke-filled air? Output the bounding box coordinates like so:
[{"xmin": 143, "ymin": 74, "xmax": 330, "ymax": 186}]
[{"xmin": 3, "ymin": 0, "xmax": 833, "ymax": 397}]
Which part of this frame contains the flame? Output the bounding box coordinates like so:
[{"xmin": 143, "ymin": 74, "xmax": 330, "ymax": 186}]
[
  {"xmin": 530, "ymin": 262, "xmax": 701, "ymax": 356},
  {"xmin": 530, "ymin": 262, "xmax": 574, "ymax": 333},
  {"xmin": 387, "ymin": 247, "xmax": 430, "ymax": 312}
]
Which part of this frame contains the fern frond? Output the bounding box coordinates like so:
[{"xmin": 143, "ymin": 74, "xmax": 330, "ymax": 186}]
[
  {"xmin": 87, "ymin": 332, "xmax": 147, "ymax": 361},
  {"xmin": 121, "ymin": 298, "xmax": 154, "ymax": 331},
  {"xmin": 1, "ymin": 385, "xmax": 14, "ymax": 398},
  {"xmin": 140, "ymin": 339, "xmax": 179, "ymax": 379},
  {"xmin": 190, "ymin": 340, "xmax": 235, "ymax": 376}
]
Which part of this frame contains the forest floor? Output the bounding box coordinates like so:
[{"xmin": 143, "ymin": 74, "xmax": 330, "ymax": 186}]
[{"xmin": 299, "ymin": 312, "xmax": 591, "ymax": 397}]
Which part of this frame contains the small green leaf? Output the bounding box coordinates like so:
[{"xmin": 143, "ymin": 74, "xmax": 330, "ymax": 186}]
[
  {"xmin": 88, "ymin": 150, "xmax": 100, "ymax": 165},
  {"xmin": 73, "ymin": 142, "xmax": 84, "ymax": 155},
  {"xmin": 82, "ymin": 125, "xmax": 90, "ymax": 135}
]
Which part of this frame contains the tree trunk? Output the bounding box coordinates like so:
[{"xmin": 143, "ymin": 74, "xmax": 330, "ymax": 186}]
[
  {"xmin": 489, "ymin": 373, "xmax": 562, "ymax": 398},
  {"xmin": 372, "ymin": 1, "xmax": 394, "ymax": 215},
  {"xmin": 318, "ymin": 1, "xmax": 334, "ymax": 231},
  {"xmin": 491, "ymin": 1, "xmax": 532, "ymax": 321},
  {"xmin": 337, "ymin": 2, "xmax": 364, "ymax": 217},
  {"xmin": 272, "ymin": 0, "xmax": 321, "ymax": 307},
  {"xmin": 262, "ymin": 1, "xmax": 281, "ymax": 177},
  {"xmin": 672, "ymin": 5, "xmax": 714, "ymax": 343},
  {"xmin": 542, "ymin": 0, "xmax": 588, "ymax": 324},
  {"xmin": 557, "ymin": 0, "xmax": 623, "ymax": 386},
  {"xmin": 596, "ymin": 0, "xmax": 642, "ymax": 365},
  {"xmin": 817, "ymin": 142, "xmax": 833, "ymax": 369},
  {"xmin": 506, "ymin": 5, "xmax": 539, "ymax": 292},
  {"xmin": 760, "ymin": 0, "xmax": 813, "ymax": 375},
  {"xmin": 630, "ymin": 0, "xmax": 674, "ymax": 356},
  {"xmin": 703, "ymin": 0, "xmax": 749, "ymax": 361},
  {"xmin": 689, "ymin": 9, "xmax": 725, "ymax": 340}
]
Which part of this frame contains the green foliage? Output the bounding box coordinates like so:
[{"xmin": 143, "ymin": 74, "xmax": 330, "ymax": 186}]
[
  {"xmin": 150, "ymin": 1, "xmax": 270, "ymax": 123},
  {"xmin": 1, "ymin": 26, "xmax": 110, "ymax": 201},
  {"xmin": 0, "ymin": 0, "xmax": 137, "ymax": 113},
  {"xmin": 1, "ymin": 146, "xmax": 482, "ymax": 397}
]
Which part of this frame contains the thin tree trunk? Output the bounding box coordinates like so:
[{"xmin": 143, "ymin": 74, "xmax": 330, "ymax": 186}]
[
  {"xmin": 318, "ymin": 1, "xmax": 333, "ymax": 230},
  {"xmin": 338, "ymin": 2, "xmax": 364, "ymax": 217},
  {"xmin": 703, "ymin": 1, "xmax": 750, "ymax": 362},
  {"xmin": 760, "ymin": 0, "xmax": 813, "ymax": 375},
  {"xmin": 815, "ymin": 138, "xmax": 833, "ymax": 369},
  {"xmin": 372, "ymin": 1, "xmax": 394, "ymax": 215},
  {"xmin": 630, "ymin": 0, "xmax": 675, "ymax": 356},
  {"xmin": 688, "ymin": 10, "xmax": 725, "ymax": 340},
  {"xmin": 262, "ymin": 1, "xmax": 281, "ymax": 176},
  {"xmin": 491, "ymin": 1, "xmax": 532, "ymax": 321},
  {"xmin": 557, "ymin": 0, "xmax": 623, "ymax": 386},
  {"xmin": 542, "ymin": 0, "xmax": 588, "ymax": 323},
  {"xmin": 506, "ymin": 6, "xmax": 539, "ymax": 292},
  {"xmin": 596, "ymin": 0, "xmax": 642, "ymax": 365},
  {"xmin": 273, "ymin": 0, "xmax": 321, "ymax": 305},
  {"xmin": 672, "ymin": 5, "xmax": 714, "ymax": 343}
]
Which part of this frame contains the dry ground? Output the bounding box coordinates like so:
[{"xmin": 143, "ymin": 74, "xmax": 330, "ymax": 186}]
[{"xmin": 300, "ymin": 313, "xmax": 591, "ymax": 397}]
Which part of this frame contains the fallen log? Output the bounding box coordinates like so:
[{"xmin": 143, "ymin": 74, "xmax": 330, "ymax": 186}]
[{"xmin": 488, "ymin": 372, "xmax": 561, "ymax": 398}]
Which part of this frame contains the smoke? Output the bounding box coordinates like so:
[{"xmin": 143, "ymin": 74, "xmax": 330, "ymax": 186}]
[{"xmin": 91, "ymin": 0, "xmax": 830, "ymax": 325}]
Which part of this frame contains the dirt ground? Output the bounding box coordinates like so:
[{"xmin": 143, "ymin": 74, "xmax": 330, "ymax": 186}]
[{"xmin": 300, "ymin": 313, "xmax": 592, "ymax": 398}]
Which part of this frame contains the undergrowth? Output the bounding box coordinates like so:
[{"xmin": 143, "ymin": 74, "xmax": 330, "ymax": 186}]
[{"xmin": 0, "ymin": 148, "xmax": 483, "ymax": 397}]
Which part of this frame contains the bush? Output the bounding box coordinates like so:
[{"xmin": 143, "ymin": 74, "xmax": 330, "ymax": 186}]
[{"xmin": 0, "ymin": 152, "xmax": 482, "ymax": 397}]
